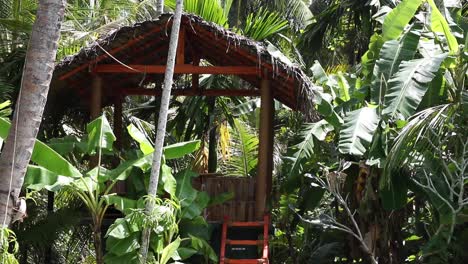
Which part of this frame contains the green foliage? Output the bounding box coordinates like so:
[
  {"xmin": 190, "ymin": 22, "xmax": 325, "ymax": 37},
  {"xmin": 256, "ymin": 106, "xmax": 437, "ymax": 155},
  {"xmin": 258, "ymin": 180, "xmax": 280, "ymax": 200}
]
[
  {"xmin": 166, "ymin": 0, "xmax": 230, "ymax": 27},
  {"xmin": 243, "ymin": 7, "xmax": 288, "ymax": 41},
  {"xmin": 371, "ymin": 30, "xmax": 420, "ymax": 104},
  {"xmin": 382, "ymin": 54, "xmax": 448, "ymax": 119},
  {"xmin": 225, "ymin": 119, "xmax": 258, "ymax": 177},
  {"xmin": 426, "ymin": 0, "xmax": 459, "ymax": 54},
  {"xmin": 0, "ymin": 227, "xmax": 19, "ymax": 264},
  {"xmin": 338, "ymin": 106, "xmax": 379, "ymax": 156},
  {"xmin": 381, "ymin": 0, "xmax": 423, "ymax": 41},
  {"xmin": 86, "ymin": 114, "xmax": 116, "ymax": 155},
  {"xmin": 0, "ymin": 117, "xmax": 82, "ymax": 178}
]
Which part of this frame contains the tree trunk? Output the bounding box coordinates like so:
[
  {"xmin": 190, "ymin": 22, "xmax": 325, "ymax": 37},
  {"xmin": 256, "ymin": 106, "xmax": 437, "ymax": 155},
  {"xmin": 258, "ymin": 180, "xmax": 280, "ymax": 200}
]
[
  {"xmin": 0, "ymin": 0, "xmax": 66, "ymax": 227},
  {"xmin": 93, "ymin": 223, "xmax": 103, "ymax": 264},
  {"xmin": 139, "ymin": 0, "xmax": 183, "ymax": 262},
  {"xmin": 157, "ymin": 0, "xmax": 164, "ymax": 15}
]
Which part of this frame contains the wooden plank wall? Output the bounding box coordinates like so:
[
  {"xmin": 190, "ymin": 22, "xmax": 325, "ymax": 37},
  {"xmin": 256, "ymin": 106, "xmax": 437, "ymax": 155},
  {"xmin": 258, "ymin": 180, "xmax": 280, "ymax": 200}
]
[{"xmin": 193, "ymin": 174, "xmax": 256, "ymax": 222}]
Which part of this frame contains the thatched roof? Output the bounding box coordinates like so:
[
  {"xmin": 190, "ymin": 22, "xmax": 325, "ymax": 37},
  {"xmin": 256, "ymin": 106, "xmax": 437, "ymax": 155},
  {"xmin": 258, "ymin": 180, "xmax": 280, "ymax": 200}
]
[{"xmin": 51, "ymin": 13, "xmax": 316, "ymax": 116}]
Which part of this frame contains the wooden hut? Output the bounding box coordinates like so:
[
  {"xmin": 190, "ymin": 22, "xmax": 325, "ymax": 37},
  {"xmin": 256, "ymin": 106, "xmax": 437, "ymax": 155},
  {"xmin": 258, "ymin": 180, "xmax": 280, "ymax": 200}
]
[{"xmin": 51, "ymin": 13, "xmax": 316, "ymax": 222}]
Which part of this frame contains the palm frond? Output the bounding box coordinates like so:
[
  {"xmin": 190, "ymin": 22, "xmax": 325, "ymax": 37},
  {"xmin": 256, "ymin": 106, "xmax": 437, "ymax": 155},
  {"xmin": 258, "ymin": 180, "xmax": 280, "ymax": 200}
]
[
  {"xmin": 271, "ymin": 0, "xmax": 314, "ymax": 30},
  {"xmin": 166, "ymin": 0, "xmax": 230, "ymax": 27},
  {"xmin": 382, "ymin": 103, "xmax": 458, "ymax": 182},
  {"xmin": 243, "ymin": 7, "xmax": 288, "ymax": 41},
  {"xmin": 224, "ymin": 119, "xmax": 258, "ymax": 177}
]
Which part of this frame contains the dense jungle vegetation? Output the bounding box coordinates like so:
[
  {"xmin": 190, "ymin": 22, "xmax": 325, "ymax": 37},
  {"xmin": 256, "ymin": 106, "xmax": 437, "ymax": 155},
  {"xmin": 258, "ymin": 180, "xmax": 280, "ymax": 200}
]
[{"xmin": 0, "ymin": 0, "xmax": 467, "ymax": 263}]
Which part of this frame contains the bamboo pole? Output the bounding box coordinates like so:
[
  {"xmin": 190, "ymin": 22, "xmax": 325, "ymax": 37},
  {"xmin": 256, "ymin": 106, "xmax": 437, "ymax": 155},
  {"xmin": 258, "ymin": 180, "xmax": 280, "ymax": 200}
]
[{"xmin": 139, "ymin": 0, "xmax": 183, "ymax": 262}]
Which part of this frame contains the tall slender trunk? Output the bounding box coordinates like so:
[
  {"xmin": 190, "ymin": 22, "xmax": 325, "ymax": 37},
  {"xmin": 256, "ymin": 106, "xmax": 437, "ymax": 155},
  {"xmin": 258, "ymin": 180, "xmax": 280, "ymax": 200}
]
[
  {"xmin": 93, "ymin": 221, "xmax": 103, "ymax": 264},
  {"xmin": 157, "ymin": 0, "xmax": 164, "ymax": 15},
  {"xmin": 139, "ymin": 0, "xmax": 183, "ymax": 262},
  {"xmin": 0, "ymin": 0, "xmax": 66, "ymax": 227}
]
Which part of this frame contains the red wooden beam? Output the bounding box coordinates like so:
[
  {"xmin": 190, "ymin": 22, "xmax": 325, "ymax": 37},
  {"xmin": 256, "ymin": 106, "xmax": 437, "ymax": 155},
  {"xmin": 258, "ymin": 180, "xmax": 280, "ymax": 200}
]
[
  {"xmin": 121, "ymin": 88, "xmax": 259, "ymax": 97},
  {"xmin": 94, "ymin": 64, "xmax": 261, "ymax": 75}
]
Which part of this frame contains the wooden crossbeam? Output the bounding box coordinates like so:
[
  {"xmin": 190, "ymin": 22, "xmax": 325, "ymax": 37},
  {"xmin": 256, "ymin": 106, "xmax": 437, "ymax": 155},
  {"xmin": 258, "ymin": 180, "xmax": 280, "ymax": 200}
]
[
  {"xmin": 94, "ymin": 64, "xmax": 260, "ymax": 75},
  {"xmin": 121, "ymin": 88, "xmax": 259, "ymax": 97}
]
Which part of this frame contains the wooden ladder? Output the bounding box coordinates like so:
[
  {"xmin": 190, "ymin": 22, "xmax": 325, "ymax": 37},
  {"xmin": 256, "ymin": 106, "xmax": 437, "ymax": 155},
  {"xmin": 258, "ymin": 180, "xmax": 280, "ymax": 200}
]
[{"xmin": 219, "ymin": 215, "xmax": 269, "ymax": 264}]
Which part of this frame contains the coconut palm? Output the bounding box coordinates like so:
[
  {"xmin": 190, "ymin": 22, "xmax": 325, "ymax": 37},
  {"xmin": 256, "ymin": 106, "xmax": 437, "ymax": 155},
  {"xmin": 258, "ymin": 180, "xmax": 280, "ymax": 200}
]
[{"xmin": 0, "ymin": 0, "xmax": 66, "ymax": 227}]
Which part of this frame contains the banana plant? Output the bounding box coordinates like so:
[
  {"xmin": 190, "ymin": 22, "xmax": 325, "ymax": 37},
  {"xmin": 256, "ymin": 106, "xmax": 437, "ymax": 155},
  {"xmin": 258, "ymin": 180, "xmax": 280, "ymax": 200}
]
[{"xmin": 103, "ymin": 124, "xmax": 227, "ymax": 264}]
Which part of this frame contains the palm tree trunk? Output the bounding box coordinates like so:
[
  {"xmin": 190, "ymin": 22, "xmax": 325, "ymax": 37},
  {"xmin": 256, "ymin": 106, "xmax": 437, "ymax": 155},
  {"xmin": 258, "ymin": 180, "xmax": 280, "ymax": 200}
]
[
  {"xmin": 0, "ymin": 0, "xmax": 66, "ymax": 227},
  {"xmin": 139, "ymin": 0, "xmax": 183, "ymax": 262}
]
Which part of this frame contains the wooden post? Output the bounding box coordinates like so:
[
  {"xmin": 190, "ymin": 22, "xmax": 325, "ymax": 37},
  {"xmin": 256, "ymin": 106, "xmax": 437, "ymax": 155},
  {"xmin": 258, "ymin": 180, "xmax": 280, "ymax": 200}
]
[
  {"xmin": 114, "ymin": 93, "xmax": 123, "ymax": 149},
  {"xmin": 90, "ymin": 75, "xmax": 102, "ymax": 119},
  {"xmin": 255, "ymin": 73, "xmax": 273, "ymax": 220}
]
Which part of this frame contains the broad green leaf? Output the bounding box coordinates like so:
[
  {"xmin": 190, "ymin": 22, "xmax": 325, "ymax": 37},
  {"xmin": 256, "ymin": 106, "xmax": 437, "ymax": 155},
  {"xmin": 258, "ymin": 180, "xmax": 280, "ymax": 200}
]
[
  {"xmin": 288, "ymin": 120, "xmax": 334, "ymax": 179},
  {"xmin": 127, "ymin": 124, "xmax": 153, "ymax": 155},
  {"xmin": 160, "ymin": 237, "xmax": 181, "ymax": 264},
  {"xmin": 86, "ymin": 115, "xmax": 116, "ymax": 155},
  {"xmin": 336, "ymin": 72, "xmax": 351, "ymax": 101},
  {"xmin": 86, "ymin": 166, "xmax": 110, "ymax": 183},
  {"xmin": 307, "ymin": 120, "xmax": 334, "ymax": 141},
  {"xmin": 161, "ymin": 164, "xmax": 176, "ymax": 197},
  {"xmin": 103, "ymin": 252, "xmax": 139, "ymax": 264},
  {"xmin": 339, "ymin": 107, "xmax": 380, "ymax": 156},
  {"xmin": 24, "ymin": 165, "xmax": 73, "ymax": 191},
  {"xmin": 182, "ymin": 191, "xmax": 210, "ymax": 219},
  {"xmin": 163, "ymin": 140, "xmax": 201, "ymax": 160},
  {"xmin": 189, "ymin": 235, "xmax": 218, "ymax": 262},
  {"xmin": 177, "ymin": 247, "xmax": 197, "ymax": 260},
  {"xmin": 427, "ymin": 0, "xmax": 459, "ymax": 54},
  {"xmin": 106, "ymin": 218, "xmax": 139, "ymax": 239},
  {"xmin": 105, "ymin": 233, "xmax": 140, "ymax": 257},
  {"xmin": 0, "ymin": 118, "xmax": 82, "ymax": 177},
  {"xmin": 362, "ymin": 0, "xmax": 422, "ymax": 79},
  {"xmin": 103, "ymin": 195, "xmax": 137, "ymax": 214},
  {"xmin": 371, "ymin": 31, "xmax": 420, "ymax": 104},
  {"xmin": 175, "ymin": 170, "xmax": 199, "ymax": 206},
  {"xmin": 382, "ymin": 54, "xmax": 448, "ymax": 119},
  {"xmin": 382, "ymin": 0, "xmax": 423, "ymax": 41},
  {"xmin": 179, "ymin": 216, "xmax": 210, "ymax": 240},
  {"xmin": 47, "ymin": 136, "xmax": 81, "ymax": 156},
  {"xmin": 72, "ymin": 176, "xmax": 101, "ymax": 193},
  {"xmin": 311, "ymin": 60, "xmax": 329, "ymax": 85},
  {"xmin": 109, "ymin": 154, "xmax": 153, "ymax": 181}
]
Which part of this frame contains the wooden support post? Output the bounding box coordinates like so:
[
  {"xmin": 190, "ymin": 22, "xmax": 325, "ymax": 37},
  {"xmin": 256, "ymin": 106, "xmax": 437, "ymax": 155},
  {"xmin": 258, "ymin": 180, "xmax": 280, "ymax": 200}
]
[
  {"xmin": 113, "ymin": 93, "xmax": 123, "ymax": 149},
  {"xmin": 90, "ymin": 75, "xmax": 102, "ymax": 119},
  {"xmin": 255, "ymin": 74, "xmax": 273, "ymax": 220}
]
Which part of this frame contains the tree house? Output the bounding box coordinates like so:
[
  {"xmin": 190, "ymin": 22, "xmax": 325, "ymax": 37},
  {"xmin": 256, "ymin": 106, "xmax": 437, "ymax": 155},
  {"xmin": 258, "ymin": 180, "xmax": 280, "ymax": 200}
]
[{"xmin": 51, "ymin": 13, "xmax": 315, "ymax": 223}]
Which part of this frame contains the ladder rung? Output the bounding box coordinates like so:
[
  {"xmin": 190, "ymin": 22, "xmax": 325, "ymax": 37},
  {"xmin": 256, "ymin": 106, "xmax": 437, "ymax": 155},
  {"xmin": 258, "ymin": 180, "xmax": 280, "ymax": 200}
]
[
  {"xmin": 227, "ymin": 239, "xmax": 263, "ymax": 246},
  {"xmin": 228, "ymin": 221, "xmax": 264, "ymax": 227},
  {"xmin": 225, "ymin": 259, "xmax": 267, "ymax": 264}
]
